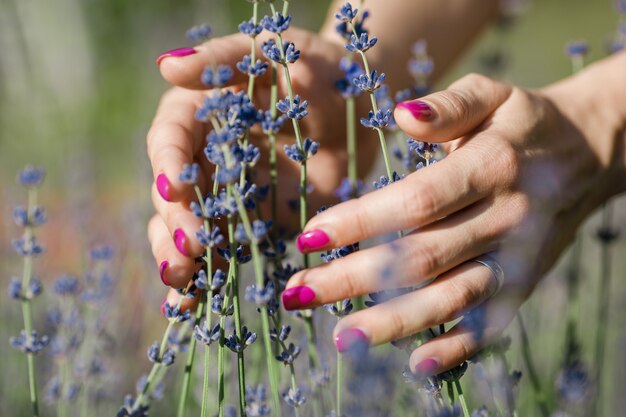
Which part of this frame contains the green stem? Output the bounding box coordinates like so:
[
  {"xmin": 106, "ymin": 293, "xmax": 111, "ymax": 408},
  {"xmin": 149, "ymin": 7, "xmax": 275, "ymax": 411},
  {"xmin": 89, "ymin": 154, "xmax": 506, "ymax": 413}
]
[
  {"xmin": 446, "ymin": 381, "xmax": 455, "ymax": 406},
  {"xmin": 346, "ymin": 96, "xmax": 357, "ymax": 195},
  {"xmin": 177, "ymin": 295, "xmax": 206, "ymax": 417},
  {"xmin": 354, "ymin": 47, "xmax": 393, "ymax": 181},
  {"xmin": 232, "ymin": 187, "xmax": 283, "ymax": 416},
  {"xmin": 516, "ymin": 314, "xmax": 549, "ymax": 417},
  {"xmin": 454, "ymin": 380, "xmax": 470, "ymax": 417},
  {"xmin": 217, "ymin": 263, "xmax": 234, "ymax": 417},
  {"xmin": 246, "ymin": 2, "xmax": 259, "ymax": 99},
  {"xmin": 268, "ymin": 62, "xmax": 280, "ymax": 245},
  {"xmin": 224, "ymin": 192, "xmax": 248, "ymax": 417},
  {"xmin": 336, "ymin": 335, "xmax": 343, "ymax": 417},
  {"xmin": 592, "ymin": 202, "xmax": 614, "ymax": 417},
  {"xmin": 270, "ymin": 2, "xmax": 310, "ymax": 271},
  {"xmin": 132, "ymin": 296, "xmax": 185, "ymax": 410},
  {"xmin": 19, "ymin": 188, "xmax": 40, "ymax": 417}
]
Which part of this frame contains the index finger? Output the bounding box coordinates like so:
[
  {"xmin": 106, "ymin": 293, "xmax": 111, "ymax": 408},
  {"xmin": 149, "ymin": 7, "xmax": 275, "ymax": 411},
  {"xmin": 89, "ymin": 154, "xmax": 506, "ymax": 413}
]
[
  {"xmin": 157, "ymin": 33, "xmax": 259, "ymax": 89},
  {"xmin": 147, "ymin": 87, "xmax": 207, "ymax": 202}
]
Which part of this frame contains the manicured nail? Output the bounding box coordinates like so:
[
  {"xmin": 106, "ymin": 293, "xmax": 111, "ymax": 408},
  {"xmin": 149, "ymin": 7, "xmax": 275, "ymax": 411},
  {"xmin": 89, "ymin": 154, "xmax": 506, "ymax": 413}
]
[
  {"xmin": 396, "ymin": 100, "xmax": 434, "ymax": 121},
  {"xmin": 160, "ymin": 298, "xmax": 168, "ymax": 316},
  {"xmin": 296, "ymin": 229, "xmax": 331, "ymax": 253},
  {"xmin": 282, "ymin": 286, "xmax": 316, "ymax": 310},
  {"xmin": 414, "ymin": 358, "xmax": 440, "ymax": 376},
  {"xmin": 173, "ymin": 228, "xmax": 189, "ymax": 256},
  {"xmin": 159, "ymin": 260, "xmax": 169, "ymax": 286},
  {"xmin": 156, "ymin": 173, "xmax": 171, "ymax": 202},
  {"xmin": 156, "ymin": 47, "xmax": 197, "ymax": 65},
  {"xmin": 335, "ymin": 328, "xmax": 369, "ymax": 353}
]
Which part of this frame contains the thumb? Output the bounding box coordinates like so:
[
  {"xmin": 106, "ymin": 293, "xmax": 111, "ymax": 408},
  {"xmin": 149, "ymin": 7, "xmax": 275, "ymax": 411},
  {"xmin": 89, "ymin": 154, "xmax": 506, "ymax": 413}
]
[
  {"xmin": 394, "ymin": 73, "xmax": 512, "ymax": 142},
  {"xmin": 156, "ymin": 32, "xmax": 255, "ymax": 89}
]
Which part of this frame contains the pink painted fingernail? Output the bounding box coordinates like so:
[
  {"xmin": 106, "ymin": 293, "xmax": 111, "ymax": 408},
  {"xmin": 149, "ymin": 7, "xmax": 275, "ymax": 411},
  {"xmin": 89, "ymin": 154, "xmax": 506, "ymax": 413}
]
[
  {"xmin": 156, "ymin": 173, "xmax": 171, "ymax": 202},
  {"xmin": 282, "ymin": 286, "xmax": 316, "ymax": 310},
  {"xmin": 156, "ymin": 47, "xmax": 197, "ymax": 65},
  {"xmin": 160, "ymin": 298, "xmax": 168, "ymax": 316},
  {"xmin": 173, "ymin": 228, "xmax": 189, "ymax": 256},
  {"xmin": 414, "ymin": 358, "xmax": 440, "ymax": 376},
  {"xmin": 335, "ymin": 328, "xmax": 369, "ymax": 353},
  {"xmin": 296, "ymin": 229, "xmax": 331, "ymax": 253},
  {"xmin": 396, "ymin": 100, "xmax": 434, "ymax": 121},
  {"xmin": 159, "ymin": 260, "xmax": 169, "ymax": 286}
]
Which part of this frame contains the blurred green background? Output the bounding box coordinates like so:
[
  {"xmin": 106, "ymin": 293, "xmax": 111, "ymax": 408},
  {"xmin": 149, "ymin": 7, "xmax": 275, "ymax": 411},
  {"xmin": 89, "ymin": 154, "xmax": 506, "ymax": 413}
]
[{"xmin": 1, "ymin": 0, "xmax": 625, "ymax": 415}]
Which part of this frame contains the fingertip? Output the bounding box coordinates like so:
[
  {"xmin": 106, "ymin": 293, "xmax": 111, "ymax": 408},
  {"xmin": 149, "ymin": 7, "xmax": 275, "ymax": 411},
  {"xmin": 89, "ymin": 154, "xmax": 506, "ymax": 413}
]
[
  {"xmin": 156, "ymin": 173, "xmax": 172, "ymax": 202},
  {"xmin": 295, "ymin": 229, "xmax": 332, "ymax": 253},
  {"xmin": 412, "ymin": 357, "xmax": 441, "ymax": 377},
  {"xmin": 156, "ymin": 47, "xmax": 198, "ymax": 66},
  {"xmin": 395, "ymin": 100, "xmax": 435, "ymax": 122}
]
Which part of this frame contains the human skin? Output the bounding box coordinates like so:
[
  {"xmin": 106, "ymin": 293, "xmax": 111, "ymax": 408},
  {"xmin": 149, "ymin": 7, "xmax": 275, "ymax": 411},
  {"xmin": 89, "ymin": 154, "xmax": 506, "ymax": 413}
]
[
  {"xmin": 284, "ymin": 52, "xmax": 626, "ymax": 374},
  {"xmin": 147, "ymin": 1, "xmax": 626, "ymax": 374},
  {"xmin": 149, "ymin": 0, "xmax": 498, "ymax": 307}
]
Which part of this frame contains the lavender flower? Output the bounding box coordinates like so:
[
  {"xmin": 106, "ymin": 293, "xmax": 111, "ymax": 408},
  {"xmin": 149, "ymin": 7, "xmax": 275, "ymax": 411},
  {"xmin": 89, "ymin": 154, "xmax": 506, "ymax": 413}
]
[
  {"xmin": 360, "ymin": 109, "xmax": 392, "ymax": 129},
  {"xmin": 353, "ymin": 70, "xmax": 386, "ymax": 92},
  {"xmin": 194, "ymin": 322, "xmax": 221, "ymax": 346},
  {"xmin": 261, "ymin": 13, "xmax": 292, "ymax": 33},
  {"xmin": 196, "ymin": 225, "xmax": 224, "ymax": 247},
  {"xmin": 179, "ymin": 163, "xmax": 200, "ymax": 184},
  {"xmin": 239, "ymin": 19, "xmax": 263, "ymax": 37},
  {"xmin": 245, "ymin": 282, "xmax": 275, "ymax": 306},
  {"xmin": 224, "ymin": 326, "xmax": 257, "ymax": 353},
  {"xmin": 275, "ymin": 343, "xmax": 301, "ymax": 365},
  {"xmin": 18, "ymin": 165, "xmax": 45, "ymax": 188},
  {"xmin": 283, "ymin": 387, "xmax": 306, "ymax": 408},
  {"xmin": 186, "ymin": 23, "xmax": 212, "ymax": 42},
  {"xmin": 565, "ymin": 41, "xmax": 589, "ymax": 57},
  {"xmin": 346, "ymin": 32, "xmax": 378, "ymax": 53},
  {"xmin": 163, "ymin": 302, "xmax": 191, "ymax": 322},
  {"xmin": 237, "ymin": 55, "xmax": 269, "ymax": 77},
  {"xmin": 10, "ymin": 330, "xmax": 50, "ymax": 354},
  {"xmin": 335, "ymin": 3, "xmax": 359, "ymax": 22},
  {"xmin": 201, "ymin": 65, "xmax": 234, "ymax": 88},
  {"xmin": 277, "ymin": 95, "xmax": 308, "ymax": 120},
  {"xmin": 284, "ymin": 138, "xmax": 319, "ymax": 162}
]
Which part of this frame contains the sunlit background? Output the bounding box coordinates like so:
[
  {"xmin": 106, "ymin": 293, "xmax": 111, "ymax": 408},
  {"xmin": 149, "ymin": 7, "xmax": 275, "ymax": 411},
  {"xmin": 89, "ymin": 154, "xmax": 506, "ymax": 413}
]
[{"xmin": 1, "ymin": 0, "xmax": 625, "ymax": 415}]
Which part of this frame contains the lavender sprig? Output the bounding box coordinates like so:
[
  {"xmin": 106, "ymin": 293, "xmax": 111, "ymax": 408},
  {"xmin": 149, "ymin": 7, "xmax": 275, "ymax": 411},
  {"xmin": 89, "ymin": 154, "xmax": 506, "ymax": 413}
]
[
  {"xmin": 337, "ymin": 3, "xmax": 394, "ymax": 183},
  {"xmin": 265, "ymin": 0, "xmax": 322, "ymax": 378},
  {"xmin": 9, "ymin": 166, "xmax": 48, "ymax": 417}
]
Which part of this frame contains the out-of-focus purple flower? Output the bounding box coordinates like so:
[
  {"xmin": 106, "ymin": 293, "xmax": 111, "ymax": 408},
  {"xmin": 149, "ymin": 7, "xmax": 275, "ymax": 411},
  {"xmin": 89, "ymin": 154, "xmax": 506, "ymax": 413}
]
[{"xmin": 186, "ymin": 24, "xmax": 212, "ymax": 42}]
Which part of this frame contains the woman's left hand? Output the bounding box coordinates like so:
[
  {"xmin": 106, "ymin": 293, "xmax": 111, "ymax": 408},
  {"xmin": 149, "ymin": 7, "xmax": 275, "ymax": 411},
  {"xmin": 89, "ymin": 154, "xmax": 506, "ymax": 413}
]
[{"xmin": 281, "ymin": 66, "xmax": 625, "ymax": 375}]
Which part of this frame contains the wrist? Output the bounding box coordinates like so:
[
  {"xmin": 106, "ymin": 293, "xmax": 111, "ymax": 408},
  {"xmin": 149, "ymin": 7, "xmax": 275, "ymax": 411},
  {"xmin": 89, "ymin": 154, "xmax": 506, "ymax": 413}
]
[{"xmin": 542, "ymin": 52, "xmax": 626, "ymax": 199}]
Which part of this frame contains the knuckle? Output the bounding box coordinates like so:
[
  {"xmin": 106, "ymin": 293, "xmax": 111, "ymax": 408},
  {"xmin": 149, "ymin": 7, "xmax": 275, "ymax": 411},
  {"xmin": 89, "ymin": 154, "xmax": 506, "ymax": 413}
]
[
  {"xmin": 438, "ymin": 90, "xmax": 472, "ymax": 125},
  {"xmin": 338, "ymin": 263, "xmax": 359, "ymax": 298},
  {"xmin": 440, "ymin": 279, "xmax": 475, "ymax": 320},
  {"xmin": 351, "ymin": 199, "xmax": 373, "ymax": 239},
  {"xmin": 401, "ymin": 178, "xmax": 438, "ymax": 226},
  {"xmin": 450, "ymin": 334, "xmax": 475, "ymax": 362},
  {"xmin": 411, "ymin": 242, "xmax": 439, "ymax": 281},
  {"xmin": 387, "ymin": 305, "xmax": 408, "ymax": 339}
]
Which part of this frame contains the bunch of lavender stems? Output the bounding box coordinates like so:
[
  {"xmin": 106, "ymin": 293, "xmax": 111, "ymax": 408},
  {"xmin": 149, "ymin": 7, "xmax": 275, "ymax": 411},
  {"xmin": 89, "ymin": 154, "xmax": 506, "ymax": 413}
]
[
  {"xmin": 10, "ymin": 166, "xmax": 48, "ymax": 417},
  {"xmin": 266, "ymin": 0, "xmax": 321, "ymax": 372},
  {"xmin": 204, "ymin": 107, "xmax": 281, "ymax": 415}
]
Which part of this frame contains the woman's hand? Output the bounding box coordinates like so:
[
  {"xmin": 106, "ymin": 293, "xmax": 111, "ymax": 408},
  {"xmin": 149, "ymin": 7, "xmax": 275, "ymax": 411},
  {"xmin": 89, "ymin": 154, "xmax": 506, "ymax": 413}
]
[
  {"xmin": 282, "ymin": 61, "xmax": 626, "ymax": 375},
  {"xmin": 147, "ymin": 27, "xmax": 378, "ymax": 307}
]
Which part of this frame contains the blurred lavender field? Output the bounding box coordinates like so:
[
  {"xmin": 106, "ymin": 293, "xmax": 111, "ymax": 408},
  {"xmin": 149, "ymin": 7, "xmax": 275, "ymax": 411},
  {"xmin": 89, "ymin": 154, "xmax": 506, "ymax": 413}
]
[{"xmin": 1, "ymin": 0, "xmax": 626, "ymax": 416}]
